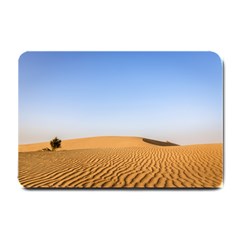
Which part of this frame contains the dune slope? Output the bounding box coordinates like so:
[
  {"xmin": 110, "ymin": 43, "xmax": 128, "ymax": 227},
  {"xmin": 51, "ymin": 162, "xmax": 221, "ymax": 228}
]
[{"xmin": 18, "ymin": 137, "xmax": 223, "ymax": 188}]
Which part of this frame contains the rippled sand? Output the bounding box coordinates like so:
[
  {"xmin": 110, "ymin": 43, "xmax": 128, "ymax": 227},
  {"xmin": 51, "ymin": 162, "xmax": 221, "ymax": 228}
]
[{"xmin": 18, "ymin": 137, "xmax": 223, "ymax": 188}]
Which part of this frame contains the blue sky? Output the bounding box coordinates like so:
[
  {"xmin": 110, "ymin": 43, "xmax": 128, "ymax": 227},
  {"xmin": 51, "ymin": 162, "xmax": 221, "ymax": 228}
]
[{"xmin": 19, "ymin": 52, "xmax": 223, "ymax": 145}]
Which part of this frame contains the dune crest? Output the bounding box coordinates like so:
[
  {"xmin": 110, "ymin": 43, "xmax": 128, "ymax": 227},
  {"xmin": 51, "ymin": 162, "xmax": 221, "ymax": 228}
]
[
  {"xmin": 18, "ymin": 136, "xmax": 223, "ymax": 188},
  {"xmin": 19, "ymin": 136, "xmax": 153, "ymax": 152}
]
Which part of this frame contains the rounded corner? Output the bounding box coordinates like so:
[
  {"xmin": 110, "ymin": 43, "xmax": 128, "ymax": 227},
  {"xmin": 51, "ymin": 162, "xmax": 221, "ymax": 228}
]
[
  {"xmin": 18, "ymin": 51, "xmax": 30, "ymax": 64},
  {"xmin": 18, "ymin": 176, "xmax": 26, "ymax": 189},
  {"xmin": 208, "ymin": 51, "xmax": 223, "ymax": 65},
  {"xmin": 216, "ymin": 180, "xmax": 224, "ymax": 189}
]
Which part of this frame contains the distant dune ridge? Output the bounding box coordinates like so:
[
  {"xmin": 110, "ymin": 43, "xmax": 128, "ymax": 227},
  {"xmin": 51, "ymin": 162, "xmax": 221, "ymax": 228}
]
[
  {"xmin": 19, "ymin": 136, "xmax": 151, "ymax": 152},
  {"xmin": 18, "ymin": 136, "xmax": 223, "ymax": 188}
]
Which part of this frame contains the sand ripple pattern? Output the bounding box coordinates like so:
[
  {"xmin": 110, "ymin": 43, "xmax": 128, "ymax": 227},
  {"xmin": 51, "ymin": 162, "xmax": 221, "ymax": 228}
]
[{"xmin": 19, "ymin": 143, "xmax": 223, "ymax": 188}]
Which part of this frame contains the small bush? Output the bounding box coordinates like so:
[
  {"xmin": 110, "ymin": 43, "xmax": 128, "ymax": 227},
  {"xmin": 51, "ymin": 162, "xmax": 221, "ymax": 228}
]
[{"xmin": 50, "ymin": 137, "xmax": 62, "ymax": 151}]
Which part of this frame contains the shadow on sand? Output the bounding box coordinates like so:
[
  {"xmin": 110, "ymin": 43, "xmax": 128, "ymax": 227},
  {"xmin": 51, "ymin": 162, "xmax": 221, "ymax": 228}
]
[{"xmin": 142, "ymin": 138, "xmax": 179, "ymax": 147}]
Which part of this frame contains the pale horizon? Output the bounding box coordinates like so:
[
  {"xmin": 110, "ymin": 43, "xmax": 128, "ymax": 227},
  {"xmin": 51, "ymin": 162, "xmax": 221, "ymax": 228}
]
[{"xmin": 19, "ymin": 52, "xmax": 223, "ymax": 145}]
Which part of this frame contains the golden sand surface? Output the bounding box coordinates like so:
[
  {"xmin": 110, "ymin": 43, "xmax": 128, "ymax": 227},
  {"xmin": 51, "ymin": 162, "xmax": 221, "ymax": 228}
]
[{"xmin": 18, "ymin": 137, "xmax": 223, "ymax": 188}]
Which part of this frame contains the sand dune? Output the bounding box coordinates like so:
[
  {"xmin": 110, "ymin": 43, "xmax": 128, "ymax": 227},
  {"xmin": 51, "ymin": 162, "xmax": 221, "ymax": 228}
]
[
  {"xmin": 18, "ymin": 136, "xmax": 151, "ymax": 152},
  {"xmin": 18, "ymin": 137, "xmax": 223, "ymax": 188}
]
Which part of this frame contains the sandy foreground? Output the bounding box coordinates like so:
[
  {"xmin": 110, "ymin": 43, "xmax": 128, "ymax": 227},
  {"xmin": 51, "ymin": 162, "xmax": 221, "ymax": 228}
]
[{"xmin": 18, "ymin": 136, "xmax": 223, "ymax": 188}]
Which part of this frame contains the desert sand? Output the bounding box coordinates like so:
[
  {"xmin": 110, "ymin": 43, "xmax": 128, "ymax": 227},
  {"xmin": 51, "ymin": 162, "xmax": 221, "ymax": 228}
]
[{"xmin": 18, "ymin": 136, "xmax": 223, "ymax": 188}]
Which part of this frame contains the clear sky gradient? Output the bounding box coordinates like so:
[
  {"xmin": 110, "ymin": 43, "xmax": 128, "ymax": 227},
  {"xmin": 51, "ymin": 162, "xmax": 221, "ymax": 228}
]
[{"xmin": 19, "ymin": 52, "xmax": 223, "ymax": 145}]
